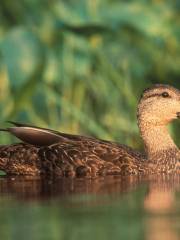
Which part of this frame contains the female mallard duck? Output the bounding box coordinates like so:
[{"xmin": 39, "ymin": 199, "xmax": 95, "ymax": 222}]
[{"xmin": 0, "ymin": 84, "xmax": 179, "ymax": 177}]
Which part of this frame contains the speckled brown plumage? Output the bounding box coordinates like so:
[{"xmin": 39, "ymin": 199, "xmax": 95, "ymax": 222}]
[{"xmin": 0, "ymin": 84, "xmax": 179, "ymax": 177}]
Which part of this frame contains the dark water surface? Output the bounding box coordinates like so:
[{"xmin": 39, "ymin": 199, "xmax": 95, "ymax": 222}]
[{"xmin": 0, "ymin": 175, "xmax": 179, "ymax": 240}]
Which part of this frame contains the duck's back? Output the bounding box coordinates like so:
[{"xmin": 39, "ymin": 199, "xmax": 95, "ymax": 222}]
[{"xmin": 0, "ymin": 133, "xmax": 145, "ymax": 177}]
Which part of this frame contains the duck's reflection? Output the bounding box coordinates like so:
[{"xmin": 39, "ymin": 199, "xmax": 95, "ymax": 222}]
[
  {"xmin": 0, "ymin": 175, "xmax": 143, "ymax": 201},
  {"xmin": 0, "ymin": 175, "xmax": 179, "ymax": 202},
  {"xmin": 145, "ymin": 218, "xmax": 179, "ymax": 240},
  {"xmin": 144, "ymin": 175, "xmax": 180, "ymax": 240},
  {"xmin": 0, "ymin": 175, "xmax": 179, "ymax": 240}
]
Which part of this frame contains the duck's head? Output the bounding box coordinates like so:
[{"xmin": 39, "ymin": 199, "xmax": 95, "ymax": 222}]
[{"xmin": 137, "ymin": 84, "xmax": 180, "ymax": 126}]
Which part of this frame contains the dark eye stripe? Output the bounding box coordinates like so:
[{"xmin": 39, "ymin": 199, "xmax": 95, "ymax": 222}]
[{"xmin": 143, "ymin": 93, "xmax": 171, "ymax": 100}]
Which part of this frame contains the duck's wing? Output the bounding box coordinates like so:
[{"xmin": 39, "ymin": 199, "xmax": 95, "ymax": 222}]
[
  {"xmin": 0, "ymin": 122, "xmax": 146, "ymax": 176},
  {"xmin": 0, "ymin": 122, "xmax": 67, "ymax": 146},
  {"xmin": 1, "ymin": 122, "xmax": 145, "ymax": 162},
  {"xmin": 7, "ymin": 121, "xmax": 65, "ymax": 136},
  {"xmin": 4, "ymin": 121, "xmax": 95, "ymax": 143},
  {"xmin": 7, "ymin": 121, "xmax": 94, "ymax": 141},
  {"xmin": 37, "ymin": 139, "xmax": 145, "ymax": 177},
  {"xmin": 0, "ymin": 121, "xmax": 99, "ymax": 146}
]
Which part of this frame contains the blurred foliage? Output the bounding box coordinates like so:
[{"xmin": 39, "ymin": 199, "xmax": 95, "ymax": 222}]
[{"xmin": 0, "ymin": 0, "xmax": 180, "ymax": 148}]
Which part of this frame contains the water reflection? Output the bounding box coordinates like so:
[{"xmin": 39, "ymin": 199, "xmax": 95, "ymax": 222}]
[
  {"xmin": 144, "ymin": 175, "xmax": 180, "ymax": 240},
  {"xmin": 0, "ymin": 175, "xmax": 179, "ymax": 240},
  {"xmin": 0, "ymin": 175, "xmax": 145, "ymax": 202},
  {"xmin": 144, "ymin": 176, "xmax": 179, "ymax": 213}
]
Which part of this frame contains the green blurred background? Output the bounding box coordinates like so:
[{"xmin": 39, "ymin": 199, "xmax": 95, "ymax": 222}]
[{"xmin": 0, "ymin": 0, "xmax": 180, "ymax": 148}]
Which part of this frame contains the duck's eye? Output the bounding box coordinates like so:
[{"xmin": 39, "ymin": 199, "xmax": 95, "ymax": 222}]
[{"xmin": 161, "ymin": 92, "xmax": 170, "ymax": 98}]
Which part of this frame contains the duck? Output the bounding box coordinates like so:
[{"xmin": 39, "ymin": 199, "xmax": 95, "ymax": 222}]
[{"xmin": 0, "ymin": 84, "xmax": 179, "ymax": 177}]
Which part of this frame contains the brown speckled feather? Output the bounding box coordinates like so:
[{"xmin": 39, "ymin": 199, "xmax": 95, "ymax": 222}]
[{"xmin": 0, "ymin": 139, "xmax": 147, "ymax": 177}]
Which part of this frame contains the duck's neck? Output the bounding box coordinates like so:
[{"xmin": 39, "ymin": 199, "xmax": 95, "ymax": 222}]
[{"xmin": 138, "ymin": 121, "xmax": 178, "ymax": 161}]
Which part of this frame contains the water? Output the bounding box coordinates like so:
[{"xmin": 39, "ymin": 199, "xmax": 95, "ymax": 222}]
[{"xmin": 0, "ymin": 175, "xmax": 179, "ymax": 240}]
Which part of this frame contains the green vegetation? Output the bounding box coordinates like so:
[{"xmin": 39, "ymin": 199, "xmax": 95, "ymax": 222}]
[{"xmin": 0, "ymin": 0, "xmax": 179, "ymax": 147}]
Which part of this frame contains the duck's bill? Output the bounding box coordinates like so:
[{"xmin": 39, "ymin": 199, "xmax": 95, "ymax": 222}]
[{"xmin": 177, "ymin": 112, "xmax": 180, "ymax": 119}]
